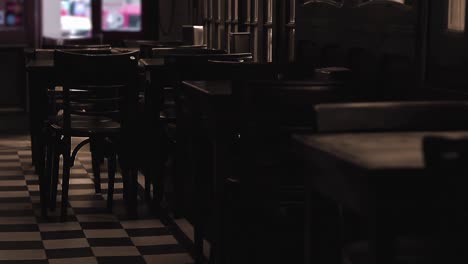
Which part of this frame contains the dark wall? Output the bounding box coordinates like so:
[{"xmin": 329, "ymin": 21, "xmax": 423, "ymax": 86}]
[
  {"xmin": 296, "ymin": 0, "xmax": 426, "ymax": 100},
  {"xmin": 158, "ymin": 0, "xmax": 193, "ymax": 41},
  {"xmin": 426, "ymin": 0, "xmax": 468, "ymax": 97},
  {"xmin": 0, "ymin": 0, "xmax": 39, "ymax": 111}
]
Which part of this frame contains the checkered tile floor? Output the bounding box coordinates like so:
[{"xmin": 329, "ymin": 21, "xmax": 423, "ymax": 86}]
[{"xmin": 0, "ymin": 136, "xmax": 194, "ymax": 263}]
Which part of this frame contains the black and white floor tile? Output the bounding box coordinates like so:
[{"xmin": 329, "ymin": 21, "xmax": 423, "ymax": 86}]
[{"xmin": 0, "ymin": 136, "xmax": 194, "ymax": 264}]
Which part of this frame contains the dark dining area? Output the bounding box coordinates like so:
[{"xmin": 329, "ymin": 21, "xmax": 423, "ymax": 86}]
[{"xmin": 0, "ymin": 0, "xmax": 467, "ymax": 263}]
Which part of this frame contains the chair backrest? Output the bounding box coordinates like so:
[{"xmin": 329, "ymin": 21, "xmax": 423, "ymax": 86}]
[
  {"xmin": 56, "ymin": 44, "xmax": 111, "ymax": 50},
  {"xmin": 42, "ymin": 36, "xmax": 104, "ymax": 49},
  {"xmin": 31, "ymin": 46, "xmax": 112, "ymax": 60},
  {"xmin": 123, "ymin": 39, "xmax": 185, "ymax": 48},
  {"xmin": 315, "ymin": 101, "xmax": 468, "ymax": 133},
  {"xmin": 138, "ymin": 45, "xmax": 208, "ymax": 58},
  {"xmin": 166, "ymin": 52, "xmax": 252, "ymax": 64},
  {"xmin": 54, "ymin": 49, "xmax": 139, "ymax": 134},
  {"xmin": 149, "ymin": 46, "xmax": 224, "ymax": 58},
  {"xmin": 167, "ymin": 53, "xmax": 253, "ymax": 80}
]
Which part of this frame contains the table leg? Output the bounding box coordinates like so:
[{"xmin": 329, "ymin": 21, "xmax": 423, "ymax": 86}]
[
  {"xmin": 305, "ymin": 191, "xmax": 343, "ymax": 264},
  {"xmin": 367, "ymin": 199, "xmax": 397, "ymax": 264},
  {"xmin": 27, "ymin": 71, "xmax": 50, "ymax": 174}
]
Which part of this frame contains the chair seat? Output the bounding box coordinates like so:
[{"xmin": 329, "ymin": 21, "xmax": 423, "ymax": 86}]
[{"xmin": 49, "ymin": 114, "xmax": 120, "ymax": 136}]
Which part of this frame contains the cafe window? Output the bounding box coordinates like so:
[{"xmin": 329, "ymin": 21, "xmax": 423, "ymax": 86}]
[
  {"xmin": 0, "ymin": 0, "xmax": 24, "ymax": 28},
  {"xmin": 228, "ymin": 0, "xmax": 239, "ymax": 32},
  {"xmin": 266, "ymin": 27, "xmax": 273, "ymax": 62},
  {"xmin": 225, "ymin": 0, "xmax": 238, "ymax": 51},
  {"xmin": 252, "ymin": 0, "xmax": 259, "ymax": 61},
  {"xmin": 288, "ymin": 28, "xmax": 295, "ymax": 61},
  {"xmin": 448, "ymin": 0, "xmax": 466, "ymax": 32},
  {"xmin": 266, "ymin": 0, "xmax": 273, "ymax": 23},
  {"xmin": 287, "ymin": 0, "xmax": 295, "ymax": 62},
  {"xmin": 61, "ymin": 0, "xmax": 92, "ymax": 37},
  {"xmin": 203, "ymin": 0, "xmax": 210, "ymax": 46},
  {"xmin": 43, "ymin": 0, "xmax": 92, "ymax": 38},
  {"xmin": 243, "ymin": 0, "xmax": 259, "ymax": 60},
  {"xmin": 217, "ymin": 0, "xmax": 225, "ymax": 49},
  {"xmin": 233, "ymin": 0, "xmax": 239, "ymax": 31},
  {"xmin": 226, "ymin": 0, "xmax": 231, "ymax": 51},
  {"xmin": 264, "ymin": 0, "xmax": 273, "ymax": 62},
  {"xmin": 102, "ymin": 0, "xmax": 142, "ymax": 32}
]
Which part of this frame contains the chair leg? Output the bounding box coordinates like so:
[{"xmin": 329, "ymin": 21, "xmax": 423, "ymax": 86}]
[
  {"xmin": 153, "ymin": 164, "xmax": 165, "ymax": 209},
  {"xmin": 60, "ymin": 142, "xmax": 71, "ymax": 222},
  {"xmin": 107, "ymin": 154, "xmax": 116, "ymax": 211},
  {"xmin": 124, "ymin": 168, "xmax": 138, "ymax": 219},
  {"xmin": 122, "ymin": 171, "xmax": 128, "ymax": 201},
  {"xmin": 91, "ymin": 144, "xmax": 102, "ymax": 194},
  {"xmin": 194, "ymin": 224, "xmax": 205, "ymax": 264},
  {"xmin": 50, "ymin": 141, "xmax": 60, "ymax": 211},
  {"xmin": 41, "ymin": 136, "xmax": 53, "ymax": 218},
  {"xmin": 36, "ymin": 139, "xmax": 46, "ymax": 181},
  {"xmin": 144, "ymin": 168, "xmax": 152, "ymax": 202},
  {"xmin": 153, "ymin": 131, "xmax": 170, "ymax": 208}
]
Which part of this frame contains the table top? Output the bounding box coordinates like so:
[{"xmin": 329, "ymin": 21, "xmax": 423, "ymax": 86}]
[
  {"xmin": 293, "ymin": 131, "xmax": 468, "ymax": 171},
  {"xmin": 26, "ymin": 59, "xmax": 54, "ymax": 69},
  {"xmin": 27, "ymin": 58, "xmax": 154, "ymax": 71},
  {"xmin": 182, "ymin": 81, "xmax": 233, "ymax": 96}
]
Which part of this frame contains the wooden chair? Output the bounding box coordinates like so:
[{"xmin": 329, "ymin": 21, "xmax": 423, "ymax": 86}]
[
  {"xmin": 26, "ymin": 47, "xmax": 114, "ymax": 184},
  {"xmin": 43, "ymin": 49, "xmax": 140, "ymax": 221}
]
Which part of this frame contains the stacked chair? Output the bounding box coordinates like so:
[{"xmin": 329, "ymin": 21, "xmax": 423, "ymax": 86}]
[
  {"xmin": 42, "ymin": 49, "xmax": 140, "ymax": 221},
  {"xmin": 26, "ymin": 45, "xmax": 113, "ymax": 173},
  {"xmin": 138, "ymin": 46, "xmax": 252, "ymax": 208}
]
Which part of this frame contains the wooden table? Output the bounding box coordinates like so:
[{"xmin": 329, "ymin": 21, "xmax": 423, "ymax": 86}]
[
  {"xmin": 179, "ymin": 80, "xmax": 237, "ymax": 264},
  {"xmin": 25, "ymin": 59, "xmax": 55, "ymax": 175},
  {"xmin": 293, "ymin": 131, "xmax": 468, "ymax": 264},
  {"xmin": 181, "ymin": 79, "xmax": 349, "ymax": 264}
]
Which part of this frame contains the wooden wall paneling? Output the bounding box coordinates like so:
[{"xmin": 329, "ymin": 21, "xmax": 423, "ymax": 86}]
[{"xmin": 426, "ymin": 0, "xmax": 468, "ymax": 94}]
